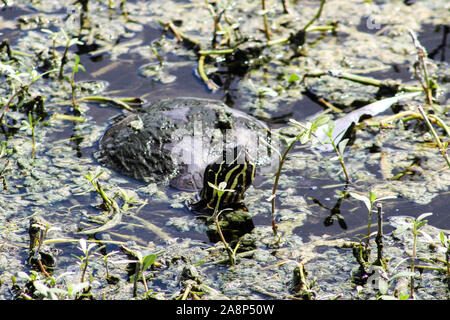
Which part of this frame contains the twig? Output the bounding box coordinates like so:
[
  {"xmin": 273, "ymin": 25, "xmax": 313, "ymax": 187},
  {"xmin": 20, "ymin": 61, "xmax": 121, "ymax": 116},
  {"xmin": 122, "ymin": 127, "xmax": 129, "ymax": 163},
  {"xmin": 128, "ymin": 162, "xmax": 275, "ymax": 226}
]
[
  {"xmin": 417, "ymin": 106, "xmax": 450, "ymax": 168},
  {"xmin": 411, "ymin": 219, "xmax": 418, "ymax": 299},
  {"xmin": 280, "ymin": 0, "xmax": 290, "ymax": 14},
  {"xmin": 374, "ymin": 203, "xmax": 386, "ymax": 269},
  {"xmin": 50, "ymin": 113, "xmax": 86, "ymax": 123},
  {"xmin": 181, "ymin": 284, "xmax": 192, "ymax": 300},
  {"xmin": 167, "ymin": 21, "xmax": 183, "ymax": 43},
  {"xmin": 198, "ymin": 55, "xmax": 218, "ymax": 92},
  {"xmin": 261, "ymin": 0, "xmax": 271, "ymax": 41},
  {"xmin": 303, "ymin": 70, "xmax": 422, "ymax": 92},
  {"xmin": 303, "ymin": 0, "xmax": 326, "ymax": 32},
  {"xmin": 199, "ymin": 48, "xmax": 234, "ymax": 55},
  {"xmin": 58, "ymin": 42, "xmax": 70, "ymax": 80},
  {"xmin": 317, "ymin": 98, "xmax": 342, "ymax": 113},
  {"xmin": 77, "ymin": 96, "xmax": 133, "ymax": 110},
  {"xmin": 409, "ymin": 30, "xmax": 433, "ymax": 104},
  {"xmin": 156, "ymin": 19, "xmax": 199, "ymax": 46}
]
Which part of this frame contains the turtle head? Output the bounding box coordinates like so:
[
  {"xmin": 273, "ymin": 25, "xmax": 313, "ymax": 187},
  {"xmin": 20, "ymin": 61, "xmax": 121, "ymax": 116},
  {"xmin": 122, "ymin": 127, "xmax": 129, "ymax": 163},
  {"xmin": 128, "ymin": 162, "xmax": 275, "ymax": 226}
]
[{"xmin": 191, "ymin": 149, "xmax": 255, "ymax": 213}]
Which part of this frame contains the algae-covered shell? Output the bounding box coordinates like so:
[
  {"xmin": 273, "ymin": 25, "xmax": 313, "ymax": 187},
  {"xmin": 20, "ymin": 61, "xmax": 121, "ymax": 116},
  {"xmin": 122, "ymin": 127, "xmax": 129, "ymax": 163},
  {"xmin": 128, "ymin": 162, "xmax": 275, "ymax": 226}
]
[{"xmin": 95, "ymin": 97, "xmax": 278, "ymax": 191}]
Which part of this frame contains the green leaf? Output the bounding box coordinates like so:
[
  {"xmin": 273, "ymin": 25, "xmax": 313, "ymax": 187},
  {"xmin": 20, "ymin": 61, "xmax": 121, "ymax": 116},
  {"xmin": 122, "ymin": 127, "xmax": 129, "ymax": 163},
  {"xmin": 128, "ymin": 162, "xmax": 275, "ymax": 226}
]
[
  {"xmin": 417, "ymin": 212, "xmax": 433, "ymax": 221},
  {"xmin": 323, "ymin": 121, "xmax": 335, "ymax": 138},
  {"xmin": 142, "ymin": 254, "xmax": 157, "ymax": 271},
  {"xmin": 287, "ymin": 73, "xmax": 300, "ymax": 83},
  {"xmin": 338, "ymin": 138, "xmax": 349, "ymax": 155},
  {"xmin": 78, "ymin": 238, "xmax": 87, "ymax": 254},
  {"xmin": 369, "ymin": 190, "xmax": 377, "ymax": 205},
  {"xmin": 398, "ymin": 292, "xmax": 410, "ymax": 300},
  {"xmin": 350, "ymin": 192, "xmax": 371, "ymax": 212},
  {"xmin": 416, "ymin": 220, "xmax": 427, "ymax": 230},
  {"xmin": 439, "ymin": 231, "xmax": 447, "ymax": 247},
  {"xmin": 311, "ymin": 115, "xmax": 331, "ymax": 131}
]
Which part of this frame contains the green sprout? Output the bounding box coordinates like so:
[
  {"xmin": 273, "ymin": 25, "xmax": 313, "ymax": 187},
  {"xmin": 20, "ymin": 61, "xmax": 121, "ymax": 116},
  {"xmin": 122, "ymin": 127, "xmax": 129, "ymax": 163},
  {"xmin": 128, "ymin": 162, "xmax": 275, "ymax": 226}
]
[
  {"xmin": 208, "ymin": 181, "xmax": 239, "ymax": 265},
  {"xmin": 322, "ymin": 121, "xmax": 351, "ymax": 183},
  {"xmin": 66, "ymin": 53, "xmax": 86, "ymax": 114},
  {"xmin": 19, "ymin": 112, "xmax": 40, "ymax": 159},
  {"xmin": 58, "ymin": 29, "xmax": 83, "ymax": 80}
]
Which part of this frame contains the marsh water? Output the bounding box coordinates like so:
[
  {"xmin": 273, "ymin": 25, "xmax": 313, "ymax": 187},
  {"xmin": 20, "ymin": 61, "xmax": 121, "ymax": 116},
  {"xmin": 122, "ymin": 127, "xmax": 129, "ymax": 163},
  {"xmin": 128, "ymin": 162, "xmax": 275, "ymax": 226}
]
[{"xmin": 0, "ymin": 0, "xmax": 449, "ymax": 300}]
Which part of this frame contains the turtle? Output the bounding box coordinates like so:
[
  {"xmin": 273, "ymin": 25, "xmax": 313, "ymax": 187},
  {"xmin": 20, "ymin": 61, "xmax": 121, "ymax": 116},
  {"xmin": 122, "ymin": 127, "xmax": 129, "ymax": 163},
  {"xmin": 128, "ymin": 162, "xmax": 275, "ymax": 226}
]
[{"xmin": 95, "ymin": 97, "xmax": 278, "ymax": 212}]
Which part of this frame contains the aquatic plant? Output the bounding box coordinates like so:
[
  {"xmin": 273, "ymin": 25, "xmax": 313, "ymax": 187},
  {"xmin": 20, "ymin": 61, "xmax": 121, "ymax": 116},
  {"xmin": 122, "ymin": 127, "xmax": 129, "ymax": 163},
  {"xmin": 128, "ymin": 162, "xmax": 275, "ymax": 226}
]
[
  {"xmin": 13, "ymin": 270, "xmax": 88, "ymax": 300},
  {"xmin": 0, "ymin": 65, "xmax": 54, "ymax": 124},
  {"xmin": 408, "ymin": 212, "xmax": 433, "ymax": 299},
  {"xmin": 19, "ymin": 112, "xmax": 39, "ymax": 159},
  {"xmin": 208, "ymin": 181, "xmax": 239, "ymax": 265},
  {"xmin": 409, "ymin": 30, "xmax": 437, "ymax": 105},
  {"xmin": 58, "ymin": 29, "xmax": 82, "ymax": 80},
  {"xmin": 72, "ymin": 238, "xmax": 101, "ymax": 284},
  {"xmin": 120, "ymin": 245, "xmax": 158, "ymax": 297},
  {"xmin": 68, "ymin": 54, "xmax": 86, "ymax": 114},
  {"xmin": 268, "ymin": 115, "xmax": 330, "ymax": 236},
  {"xmin": 321, "ymin": 121, "xmax": 351, "ymax": 183}
]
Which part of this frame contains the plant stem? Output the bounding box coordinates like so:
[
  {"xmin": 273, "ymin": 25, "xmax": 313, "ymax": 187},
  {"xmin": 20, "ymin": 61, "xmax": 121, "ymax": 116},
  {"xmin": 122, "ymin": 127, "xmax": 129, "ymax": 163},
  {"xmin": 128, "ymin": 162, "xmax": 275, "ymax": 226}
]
[
  {"xmin": 261, "ymin": 0, "xmax": 271, "ymax": 41},
  {"xmin": 417, "ymin": 106, "xmax": 450, "ymax": 169},
  {"xmin": 81, "ymin": 254, "xmax": 89, "ymax": 283},
  {"xmin": 30, "ymin": 117, "xmax": 36, "ymax": 159},
  {"xmin": 157, "ymin": 19, "xmax": 199, "ymax": 45},
  {"xmin": 213, "ymin": 210, "xmax": 235, "ymax": 265},
  {"xmin": 70, "ymin": 72, "xmax": 82, "ymax": 115},
  {"xmin": 303, "ymin": 0, "xmax": 326, "ymax": 31},
  {"xmin": 409, "ymin": 30, "xmax": 433, "ymax": 104},
  {"xmin": 198, "ymin": 55, "xmax": 217, "ymax": 91},
  {"xmin": 77, "ymin": 96, "xmax": 133, "ymax": 111},
  {"xmin": 181, "ymin": 284, "xmax": 192, "ymax": 300},
  {"xmin": 328, "ymin": 136, "xmax": 351, "ymax": 183},
  {"xmin": 141, "ymin": 264, "xmax": 149, "ymax": 293},
  {"xmin": 303, "ymin": 70, "xmax": 422, "ymax": 92},
  {"xmin": 410, "ymin": 219, "xmax": 417, "ymax": 299},
  {"xmin": 120, "ymin": 0, "xmax": 128, "ymax": 20},
  {"xmin": 374, "ymin": 203, "xmax": 385, "ymax": 268},
  {"xmin": 199, "ymin": 48, "xmax": 234, "ymax": 55},
  {"xmin": 58, "ymin": 42, "xmax": 70, "ymax": 80},
  {"xmin": 280, "ymin": 0, "xmax": 290, "ymax": 14},
  {"xmin": 271, "ymin": 133, "xmax": 304, "ymax": 236},
  {"xmin": 446, "ymin": 244, "xmax": 450, "ymax": 290},
  {"xmin": 50, "ymin": 113, "xmax": 86, "ymax": 123},
  {"xmin": 132, "ymin": 262, "xmax": 139, "ymax": 297},
  {"xmin": 366, "ymin": 206, "xmax": 373, "ymax": 247}
]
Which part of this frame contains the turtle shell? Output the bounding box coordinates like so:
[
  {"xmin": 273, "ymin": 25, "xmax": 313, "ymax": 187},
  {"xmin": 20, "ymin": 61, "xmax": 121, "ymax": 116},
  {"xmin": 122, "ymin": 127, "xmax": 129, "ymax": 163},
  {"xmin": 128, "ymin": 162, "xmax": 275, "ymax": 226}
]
[{"xmin": 95, "ymin": 97, "xmax": 278, "ymax": 191}]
